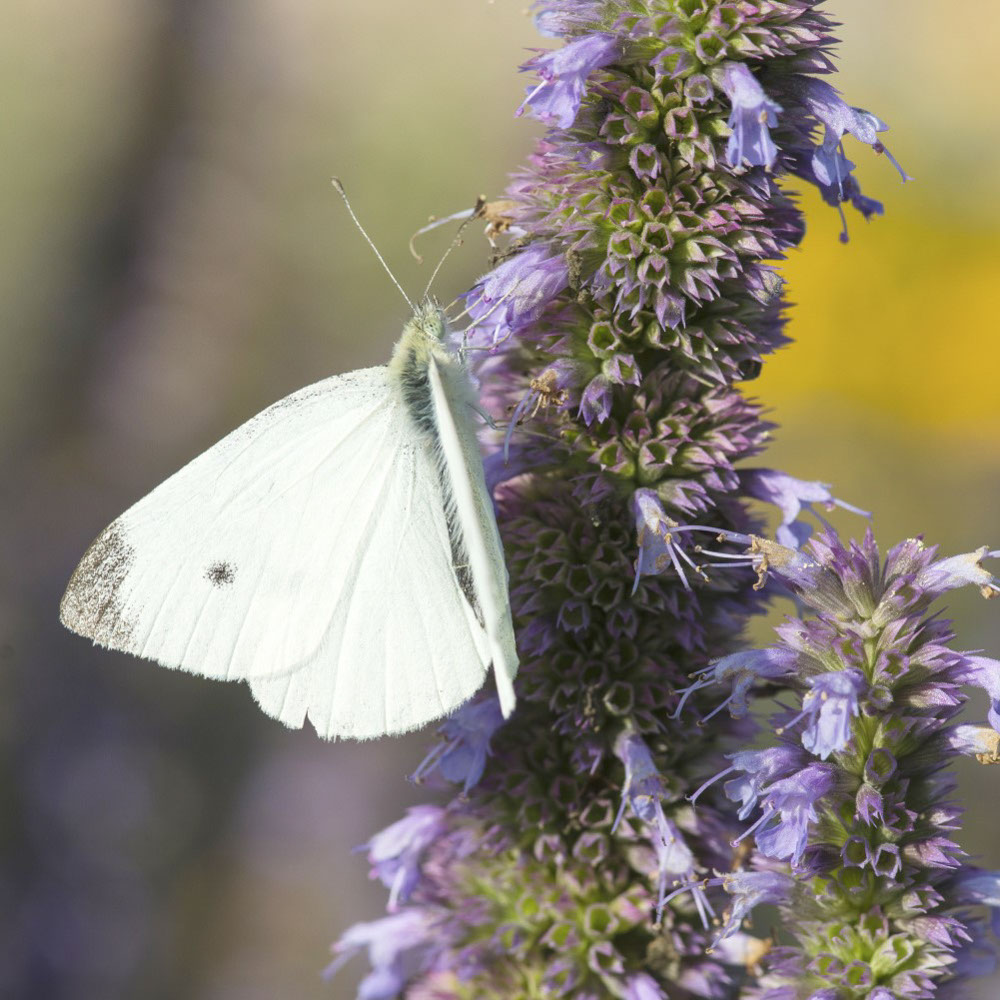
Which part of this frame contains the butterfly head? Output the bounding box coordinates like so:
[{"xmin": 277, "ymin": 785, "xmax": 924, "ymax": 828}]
[{"xmin": 409, "ymin": 298, "xmax": 450, "ymax": 344}]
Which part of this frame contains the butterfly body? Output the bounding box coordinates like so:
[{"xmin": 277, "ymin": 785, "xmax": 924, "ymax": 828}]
[{"xmin": 61, "ymin": 302, "xmax": 517, "ymax": 739}]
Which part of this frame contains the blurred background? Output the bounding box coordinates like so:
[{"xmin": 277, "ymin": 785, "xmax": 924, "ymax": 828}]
[{"xmin": 1, "ymin": 1, "xmax": 997, "ymax": 997}]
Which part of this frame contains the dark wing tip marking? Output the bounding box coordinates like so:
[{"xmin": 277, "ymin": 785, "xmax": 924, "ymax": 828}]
[
  {"xmin": 205, "ymin": 561, "xmax": 236, "ymax": 587},
  {"xmin": 60, "ymin": 521, "xmax": 138, "ymax": 648}
]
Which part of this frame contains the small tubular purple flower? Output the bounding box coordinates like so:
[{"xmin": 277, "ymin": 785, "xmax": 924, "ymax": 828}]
[
  {"xmin": 946, "ymin": 724, "xmax": 1000, "ymax": 763},
  {"xmin": 613, "ymin": 731, "xmax": 700, "ymax": 921},
  {"xmin": 531, "ymin": 1, "xmax": 604, "ymax": 39},
  {"xmin": 916, "ymin": 546, "xmax": 1000, "ymax": 599},
  {"xmin": 516, "ymin": 33, "xmax": 619, "ymax": 128},
  {"xmin": 360, "ymin": 806, "xmax": 446, "ymax": 911},
  {"xmin": 689, "ymin": 746, "xmax": 803, "ymax": 816},
  {"xmin": 811, "ymin": 143, "xmax": 854, "ymax": 193},
  {"xmin": 324, "ymin": 909, "xmax": 436, "ymax": 999},
  {"xmin": 697, "ymin": 529, "xmax": 825, "ymax": 594},
  {"xmin": 579, "ymin": 373, "xmax": 613, "ymax": 425},
  {"xmin": 955, "ymin": 870, "xmax": 1000, "ymax": 907},
  {"xmin": 662, "ymin": 871, "xmax": 795, "ymax": 946},
  {"xmin": 739, "ymin": 468, "xmax": 869, "ymax": 549},
  {"xmin": 794, "ymin": 76, "xmax": 911, "ymax": 183},
  {"xmin": 672, "ymin": 647, "xmax": 796, "ymax": 722},
  {"xmin": 630, "ymin": 490, "xmax": 710, "ymax": 592},
  {"xmin": 463, "ymin": 245, "xmax": 569, "ymax": 347},
  {"xmin": 954, "ymin": 871, "xmax": 1000, "ymax": 937},
  {"xmin": 784, "ymin": 144, "xmax": 884, "ymax": 242},
  {"xmin": 778, "ymin": 668, "xmax": 866, "ymax": 759},
  {"xmin": 715, "ymin": 871, "xmax": 794, "ymax": 942},
  {"xmin": 749, "ymin": 763, "xmax": 836, "ymax": 865},
  {"xmin": 631, "ymin": 489, "xmax": 675, "ymax": 588},
  {"xmin": 411, "ymin": 699, "xmax": 505, "ymax": 794},
  {"xmin": 959, "ymin": 655, "xmax": 1000, "ymax": 731},
  {"xmin": 653, "ymin": 826, "xmax": 700, "ymax": 923},
  {"xmin": 624, "ymin": 972, "xmax": 666, "ymax": 1000},
  {"xmin": 612, "ymin": 731, "xmax": 671, "ymax": 842},
  {"xmin": 724, "ymin": 747, "xmax": 805, "ymax": 818},
  {"xmin": 718, "ymin": 62, "xmax": 782, "ymax": 168}
]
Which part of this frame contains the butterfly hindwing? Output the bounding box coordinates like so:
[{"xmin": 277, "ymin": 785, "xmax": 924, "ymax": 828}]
[{"xmin": 248, "ymin": 429, "xmax": 491, "ymax": 739}]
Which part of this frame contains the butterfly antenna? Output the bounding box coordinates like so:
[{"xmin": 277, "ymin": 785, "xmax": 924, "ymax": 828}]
[
  {"xmin": 421, "ymin": 196, "xmax": 486, "ymax": 301},
  {"xmin": 409, "ymin": 207, "xmax": 478, "ymax": 263},
  {"xmin": 331, "ymin": 178, "xmax": 414, "ymax": 311}
]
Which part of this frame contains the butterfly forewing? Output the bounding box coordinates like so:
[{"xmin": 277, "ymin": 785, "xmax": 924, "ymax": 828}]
[{"xmin": 61, "ymin": 368, "xmax": 396, "ymax": 680}]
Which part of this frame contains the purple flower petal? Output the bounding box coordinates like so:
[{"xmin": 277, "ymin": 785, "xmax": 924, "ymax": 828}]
[
  {"xmin": 739, "ymin": 468, "xmax": 869, "ymax": 549},
  {"xmin": 463, "ymin": 245, "xmax": 569, "ymax": 347},
  {"xmin": 360, "ymin": 806, "xmax": 446, "ymax": 911},
  {"xmin": 412, "ymin": 699, "xmax": 505, "ymax": 794},
  {"xmin": 718, "ymin": 62, "xmax": 782, "ymax": 168},
  {"xmin": 516, "ymin": 33, "xmax": 619, "ymax": 128}
]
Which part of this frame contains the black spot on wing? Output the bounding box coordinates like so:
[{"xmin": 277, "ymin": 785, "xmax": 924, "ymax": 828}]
[{"xmin": 206, "ymin": 561, "xmax": 236, "ymax": 587}]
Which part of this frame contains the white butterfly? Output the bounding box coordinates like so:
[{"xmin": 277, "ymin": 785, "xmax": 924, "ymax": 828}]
[{"xmin": 60, "ymin": 301, "xmax": 518, "ymax": 740}]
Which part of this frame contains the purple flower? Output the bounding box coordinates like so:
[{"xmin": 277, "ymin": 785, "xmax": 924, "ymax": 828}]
[
  {"xmin": 516, "ymin": 33, "xmax": 619, "ymax": 128},
  {"xmin": 624, "ymin": 972, "xmax": 666, "ymax": 1000},
  {"xmin": 613, "ymin": 732, "xmax": 699, "ymax": 920},
  {"xmin": 700, "ymin": 529, "xmax": 828, "ymax": 594},
  {"xmin": 748, "ymin": 763, "xmax": 836, "ymax": 865},
  {"xmin": 739, "ymin": 468, "xmax": 869, "ymax": 549},
  {"xmin": 689, "ymin": 746, "xmax": 803, "ymax": 817},
  {"xmin": 530, "ymin": 1, "xmax": 604, "ymax": 39},
  {"xmin": 779, "ymin": 668, "xmax": 866, "ymax": 759},
  {"xmin": 612, "ymin": 731, "xmax": 673, "ymax": 844},
  {"xmin": 630, "ymin": 490, "xmax": 716, "ymax": 592},
  {"xmin": 784, "ymin": 144, "xmax": 884, "ymax": 242},
  {"xmin": 718, "ymin": 62, "xmax": 782, "ymax": 168},
  {"xmin": 793, "ymin": 77, "xmax": 911, "ymax": 183},
  {"xmin": 916, "ymin": 546, "xmax": 1000, "ymax": 599},
  {"xmin": 672, "ymin": 647, "xmax": 796, "ymax": 722},
  {"xmin": 463, "ymin": 245, "xmax": 569, "ymax": 347},
  {"xmin": 411, "ymin": 699, "xmax": 505, "ymax": 794},
  {"xmin": 953, "ymin": 871, "xmax": 1000, "ymax": 939},
  {"xmin": 955, "ymin": 870, "xmax": 1000, "ymax": 906},
  {"xmin": 579, "ymin": 373, "xmax": 613, "ymax": 425},
  {"xmin": 631, "ymin": 489, "xmax": 677, "ymax": 589},
  {"xmin": 960, "ymin": 655, "xmax": 1000, "ymax": 731},
  {"xmin": 946, "ymin": 724, "xmax": 1000, "ymax": 763},
  {"xmin": 360, "ymin": 806, "xmax": 446, "ymax": 911},
  {"xmin": 715, "ymin": 871, "xmax": 794, "ymax": 941},
  {"xmin": 662, "ymin": 871, "xmax": 795, "ymax": 946},
  {"xmin": 324, "ymin": 909, "xmax": 437, "ymax": 999}
]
